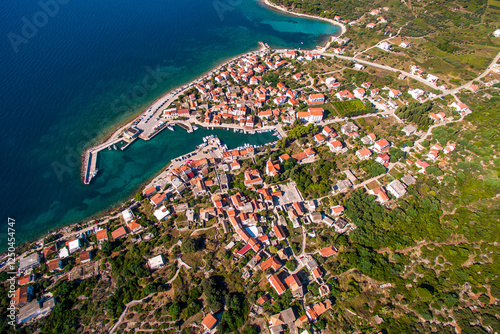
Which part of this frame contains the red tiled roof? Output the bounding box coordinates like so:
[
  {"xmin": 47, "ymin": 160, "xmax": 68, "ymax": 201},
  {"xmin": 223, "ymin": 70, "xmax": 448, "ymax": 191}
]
[
  {"xmin": 18, "ymin": 275, "xmax": 31, "ymax": 285},
  {"xmin": 319, "ymin": 246, "xmax": 337, "ymax": 257},
  {"xmin": 257, "ymin": 294, "xmax": 270, "ymax": 305},
  {"xmin": 95, "ymin": 229, "xmax": 108, "ymax": 241},
  {"xmin": 259, "ymin": 257, "xmax": 282, "ymax": 271},
  {"xmin": 269, "ymin": 274, "xmax": 286, "ymax": 295},
  {"xmin": 111, "ymin": 226, "xmax": 127, "ymax": 240},
  {"xmin": 128, "ymin": 220, "xmax": 142, "ymax": 232},
  {"xmin": 43, "ymin": 244, "xmax": 58, "ymax": 257},
  {"xmin": 201, "ymin": 313, "xmax": 217, "ymax": 330}
]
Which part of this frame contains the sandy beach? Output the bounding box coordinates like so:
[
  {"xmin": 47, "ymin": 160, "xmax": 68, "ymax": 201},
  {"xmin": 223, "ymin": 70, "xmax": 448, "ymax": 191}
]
[{"xmin": 260, "ymin": 0, "xmax": 347, "ymax": 40}]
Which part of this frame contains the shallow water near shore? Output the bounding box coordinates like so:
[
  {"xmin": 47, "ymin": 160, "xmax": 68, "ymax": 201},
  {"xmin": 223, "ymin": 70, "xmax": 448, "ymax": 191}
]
[{"xmin": 0, "ymin": 0, "xmax": 340, "ymax": 250}]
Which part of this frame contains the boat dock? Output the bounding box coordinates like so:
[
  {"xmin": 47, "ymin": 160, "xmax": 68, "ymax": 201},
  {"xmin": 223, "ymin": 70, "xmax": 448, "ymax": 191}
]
[
  {"xmin": 175, "ymin": 121, "xmax": 194, "ymax": 133},
  {"xmin": 83, "ymin": 137, "xmax": 123, "ymax": 184}
]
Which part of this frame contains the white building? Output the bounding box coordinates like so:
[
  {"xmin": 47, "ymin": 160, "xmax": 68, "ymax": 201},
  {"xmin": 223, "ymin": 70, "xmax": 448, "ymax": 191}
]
[
  {"xmin": 59, "ymin": 247, "xmax": 69, "ymax": 259},
  {"xmin": 389, "ymin": 89, "xmax": 402, "ymax": 98},
  {"xmin": 402, "ymin": 124, "xmax": 417, "ymax": 136},
  {"xmin": 353, "ymin": 88, "xmax": 366, "ymax": 99},
  {"xmin": 408, "ymin": 88, "xmax": 425, "ymax": 100},
  {"xmin": 449, "ymin": 101, "xmax": 469, "ymax": 112},
  {"xmin": 153, "ymin": 206, "xmax": 171, "ymax": 221},
  {"xmin": 18, "ymin": 253, "xmax": 40, "ymax": 272},
  {"xmin": 377, "ymin": 41, "xmax": 392, "ymax": 51},
  {"xmin": 493, "ymin": 29, "xmax": 500, "ymax": 37},
  {"xmin": 387, "ymin": 180, "xmax": 407, "ymax": 198},
  {"xmin": 122, "ymin": 209, "xmax": 134, "ymax": 223},
  {"xmin": 426, "ymin": 74, "xmax": 439, "ymax": 83},
  {"xmin": 325, "ymin": 77, "xmax": 337, "ymax": 88},
  {"xmin": 354, "ymin": 63, "xmax": 365, "ymax": 71},
  {"xmin": 68, "ymin": 239, "xmax": 82, "ymax": 254},
  {"xmin": 147, "ymin": 255, "xmax": 165, "ymax": 270},
  {"xmin": 327, "ymin": 140, "xmax": 343, "ymax": 153}
]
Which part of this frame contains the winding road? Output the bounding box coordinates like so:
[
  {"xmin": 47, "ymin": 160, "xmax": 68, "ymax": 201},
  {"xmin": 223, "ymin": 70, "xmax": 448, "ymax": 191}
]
[{"xmin": 323, "ymin": 50, "xmax": 500, "ymax": 98}]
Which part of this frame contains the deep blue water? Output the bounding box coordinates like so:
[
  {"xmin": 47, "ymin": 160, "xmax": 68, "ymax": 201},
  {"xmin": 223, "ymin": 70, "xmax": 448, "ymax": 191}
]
[{"xmin": 0, "ymin": 0, "xmax": 340, "ymax": 249}]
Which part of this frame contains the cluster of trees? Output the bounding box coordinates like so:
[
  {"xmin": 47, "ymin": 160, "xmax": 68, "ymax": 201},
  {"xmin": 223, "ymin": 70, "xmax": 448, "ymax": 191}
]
[
  {"xmin": 217, "ymin": 293, "xmax": 248, "ymax": 333},
  {"xmin": 287, "ymin": 122, "xmax": 318, "ymax": 140},
  {"xmin": 270, "ymin": 0, "xmax": 375, "ymax": 21},
  {"xmin": 181, "ymin": 237, "xmax": 204, "ymax": 254},
  {"xmin": 201, "ymin": 276, "xmax": 226, "ymax": 312},
  {"xmin": 345, "ymin": 189, "xmax": 444, "ymax": 251},
  {"xmin": 167, "ymin": 285, "xmax": 202, "ymax": 321},
  {"xmin": 395, "ymin": 101, "xmax": 433, "ymax": 129},
  {"xmin": 292, "ymin": 159, "xmax": 338, "ymax": 198},
  {"xmin": 366, "ymin": 160, "xmax": 386, "ymax": 177},
  {"xmin": 23, "ymin": 278, "xmax": 101, "ymax": 333},
  {"xmin": 437, "ymin": 41, "xmax": 460, "ymax": 53},
  {"xmin": 453, "ymin": 304, "xmax": 500, "ymax": 334}
]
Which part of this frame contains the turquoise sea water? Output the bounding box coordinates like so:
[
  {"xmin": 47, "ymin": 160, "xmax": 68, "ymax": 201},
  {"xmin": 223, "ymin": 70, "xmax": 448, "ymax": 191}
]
[{"xmin": 0, "ymin": 0, "xmax": 340, "ymax": 249}]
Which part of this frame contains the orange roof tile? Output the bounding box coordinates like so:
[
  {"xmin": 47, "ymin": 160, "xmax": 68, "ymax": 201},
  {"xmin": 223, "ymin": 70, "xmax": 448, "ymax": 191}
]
[
  {"xmin": 201, "ymin": 313, "xmax": 217, "ymax": 330},
  {"xmin": 111, "ymin": 226, "xmax": 127, "ymax": 240},
  {"xmin": 269, "ymin": 274, "xmax": 286, "ymax": 295},
  {"xmin": 319, "ymin": 246, "xmax": 337, "ymax": 257},
  {"xmin": 95, "ymin": 229, "xmax": 108, "ymax": 241}
]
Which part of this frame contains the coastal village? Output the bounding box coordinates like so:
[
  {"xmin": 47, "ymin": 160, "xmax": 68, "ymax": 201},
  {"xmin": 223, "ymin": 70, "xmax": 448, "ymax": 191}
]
[{"xmin": 4, "ymin": 2, "xmax": 500, "ymax": 334}]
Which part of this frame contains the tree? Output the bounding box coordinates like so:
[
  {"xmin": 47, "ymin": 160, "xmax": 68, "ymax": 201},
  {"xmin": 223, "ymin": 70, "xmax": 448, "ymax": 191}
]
[
  {"xmin": 169, "ymin": 303, "xmax": 181, "ymax": 319},
  {"xmin": 369, "ymin": 162, "xmax": 386, "ymax": 177},
  {"xmin": 201, "ymin": 277, "xmax": 225, "ymax": 312},
  {"xmin": 135, "ymin": 192, "xmax": 143, "ymax": 201},
  {"xmin": 181, "ymin": 238, "xmax": 197, "ymax": 254},
  {"xmin": 286, "ymin": 259, "xmax": 298, "ymax": 271},
  {"xmin": 242, "ymin": 325, "xmax": 259, "ymax": 334}
]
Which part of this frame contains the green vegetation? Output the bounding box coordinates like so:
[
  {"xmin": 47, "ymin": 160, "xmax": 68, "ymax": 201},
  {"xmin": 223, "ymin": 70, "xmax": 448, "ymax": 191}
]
[
  {"xmin": 332, "ymin": 99, "xmax": 375, "ymax": 117},
  {"xmin": 395, "ymin": 101, "xmax": 433, "ymax": 129}
]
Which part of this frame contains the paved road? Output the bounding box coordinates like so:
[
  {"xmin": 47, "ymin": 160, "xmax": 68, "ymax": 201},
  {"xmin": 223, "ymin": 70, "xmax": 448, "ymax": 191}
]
[
  {"xmin": 323, "ymin": 53, "xmax": 443, "ymax": 92},
  {"xmin": 437, "ymin": 51, "xmax": 500, "ymax": 97},
  {"xmin": 324, "ymin": 50, "xmax": 500, "ymax": 98}
]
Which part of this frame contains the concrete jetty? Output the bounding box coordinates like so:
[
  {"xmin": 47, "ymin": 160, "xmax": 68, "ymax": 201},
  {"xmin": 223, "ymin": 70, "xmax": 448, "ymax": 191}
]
[
  {"xmin": 175, "ymin": 121, "xmax": 193, "ymax": 133},
  {"xmin": 83, "ymin": 137, "xmax": 123, "ymax": 184}
]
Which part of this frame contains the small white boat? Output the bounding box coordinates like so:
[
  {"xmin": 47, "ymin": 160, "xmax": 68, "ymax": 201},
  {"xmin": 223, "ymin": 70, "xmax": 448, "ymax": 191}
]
[
  {"xmin": 113, "ymin": 145, "xmax": 117, "ymax": 150},
  {"xmin": 193, "ymin": 126, "xmax": 198, "ymax": 131},
  {"xmin": 167, "ymin": 125, "xmax": 175, "ymax": 131}
]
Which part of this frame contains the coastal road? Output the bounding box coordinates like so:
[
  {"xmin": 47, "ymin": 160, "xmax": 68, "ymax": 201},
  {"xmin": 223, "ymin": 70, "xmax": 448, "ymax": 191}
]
[{"xmin": 191, "ymin": 117, "xmax": 286, "ymax": 138}]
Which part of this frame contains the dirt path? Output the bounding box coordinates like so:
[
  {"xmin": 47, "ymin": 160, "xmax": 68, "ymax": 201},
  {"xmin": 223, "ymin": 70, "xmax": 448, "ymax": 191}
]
[{"xmin": 109, "ymin": 293, "xmax": 156, "ymax": 334}]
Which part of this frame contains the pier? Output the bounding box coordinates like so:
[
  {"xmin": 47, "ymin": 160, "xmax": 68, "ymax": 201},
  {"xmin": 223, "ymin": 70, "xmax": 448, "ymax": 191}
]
[
  {"xmin": 83, "ymin": 137, "xmax": 124, "ymax": 184},
  {"xmin": 175, "ymin": 121, "xmax": 194, "ymax": 133}
]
